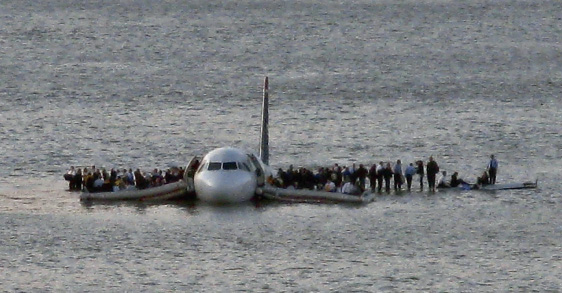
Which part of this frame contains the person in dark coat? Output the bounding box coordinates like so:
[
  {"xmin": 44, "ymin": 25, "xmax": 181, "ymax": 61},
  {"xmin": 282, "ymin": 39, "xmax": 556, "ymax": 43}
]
[
  {"xmin": 134, "ymin": 169, "xmax": 148, "ymax": 189},
  {"xmin": 376, "ymin": 162, "xmax": 385, "ymax": 192},
  {"xmin": 72, "ymin": 168, "xmax": 83, "ymax": 191},
  {"xmin": 355, "ymin": 164, "xmax": 368, "ymax": 191},
  {"xmin": 488, "ymin": 154, "xmax": 498, "ymax": 184},
  {"xmin": 450, "ymin": 172, "xmax": 467, "ymax": 187},
  {"xmin": 368, "ymin": 164, "xmax": 378, "ymax": 192},
  {"xmin": 383, "ymin": 163, "xmax": 393, "ymax": 192},
  {"xmin": 426, "ymin": 156, "xmax": 440, "ymax": 192}
]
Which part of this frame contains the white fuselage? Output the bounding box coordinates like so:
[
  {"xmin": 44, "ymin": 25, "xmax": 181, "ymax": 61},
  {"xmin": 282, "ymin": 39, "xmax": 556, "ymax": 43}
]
[
  {"xmin": 193, "ymin": 77, "xmax": 272, "ymax": 203},
  {"xmin": 194, "ymin": 147, "xmax": 266, "ymax": 203}
]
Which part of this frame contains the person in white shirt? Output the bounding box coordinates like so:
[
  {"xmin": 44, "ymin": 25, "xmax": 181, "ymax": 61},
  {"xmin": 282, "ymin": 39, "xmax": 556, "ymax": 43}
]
[
  {"xmin": 324, "ymin": 180, "xmax": 336, "ymax": 192},
  {"xmin": 341, "ymin": 180, "xmax": 353, "ymax": 194},
  {"xmin": 437, "ymin": 171, "xmax": 450, "ymax": 188},
  {"xmin": 342, "ymin": 179, "xmax": 362, "ymax": 196},
  {"xmin": 93, "ymin": 175, "xmax": 104, "ymax": 189}
]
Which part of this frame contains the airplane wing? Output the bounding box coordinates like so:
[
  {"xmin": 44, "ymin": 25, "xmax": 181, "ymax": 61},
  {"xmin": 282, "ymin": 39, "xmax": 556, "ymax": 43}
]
[{"xmin": 258, "ymin": 185, "xmax": 375, "ymax": 204}]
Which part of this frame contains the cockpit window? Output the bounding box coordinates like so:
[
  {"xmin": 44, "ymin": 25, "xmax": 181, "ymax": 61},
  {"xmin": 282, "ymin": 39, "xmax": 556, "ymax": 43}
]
[
  {"xmin": 240, "ymin": 162, "xmax": 251, "ymax": 172},
  {"xmin": 196, "ymin": 160, "xmax": 207, "ymax": 173},
  {"xmin": 223, "ymin": 162, "xmax": 238, "ymax": 170},
  {"xmin": 208, "ymin": 162, "xmax": 222, "ymax": 171}
]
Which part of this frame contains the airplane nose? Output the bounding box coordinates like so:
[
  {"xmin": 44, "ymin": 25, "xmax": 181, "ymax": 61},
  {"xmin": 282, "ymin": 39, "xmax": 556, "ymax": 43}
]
[{"xmin": 195, "ymin": 172, "xmax": 255, "ymax": 203}]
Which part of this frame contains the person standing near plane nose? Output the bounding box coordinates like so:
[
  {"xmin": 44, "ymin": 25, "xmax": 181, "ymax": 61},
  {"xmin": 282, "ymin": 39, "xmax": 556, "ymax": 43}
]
[{"xmin": 488, "ymin": 154, "xmax": 498, "ymax": 184}]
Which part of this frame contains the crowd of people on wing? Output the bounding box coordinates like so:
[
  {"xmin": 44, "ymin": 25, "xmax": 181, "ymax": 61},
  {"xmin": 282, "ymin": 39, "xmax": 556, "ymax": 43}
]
[
  {"xmin": 64, "ymin": 165, "xmax": 186, "ymax": 192},
  {"xmin": 271, "ymin": 155, "xmax": 499, "ymax": 194}
]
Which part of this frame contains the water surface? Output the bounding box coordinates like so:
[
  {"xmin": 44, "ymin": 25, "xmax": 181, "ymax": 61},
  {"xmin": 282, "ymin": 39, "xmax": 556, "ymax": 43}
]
[{"xmin": 0, "ymin": 0, "xmax": 560, "ymax": 291}]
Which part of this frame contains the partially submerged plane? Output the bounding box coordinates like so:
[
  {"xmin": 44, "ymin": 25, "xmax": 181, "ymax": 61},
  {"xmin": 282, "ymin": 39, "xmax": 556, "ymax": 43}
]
[
  {"xmin": 78, "ymin": 77, "xmax": 373, "ymax": 203},
  {"xmin": 79, "ymin": 77, "xmax": 534, "ymax": 203},
  {"xmin": 186, "ymin": 77, "xmax": 374, "ymax": 204},
  {"xmin": 187, "ymin": 77, "xmax": 273, "ymax": 203}
]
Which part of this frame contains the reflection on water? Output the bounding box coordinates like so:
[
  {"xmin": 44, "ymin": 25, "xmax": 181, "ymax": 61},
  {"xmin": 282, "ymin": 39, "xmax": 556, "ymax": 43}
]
[
  {"xmin": 79, "ymin": 198, "xmax": 199, "ymax": 214},
  {"xmin": 0, "ymin": 0, "xmax": 561, "ymax": 290},
  {"xmin": 0, "ymin": 172, "xmax": 560, "ymax": 291},
  {"xmin": 2, "ymin": 188, "xmax": 559, "ymax": 291}
]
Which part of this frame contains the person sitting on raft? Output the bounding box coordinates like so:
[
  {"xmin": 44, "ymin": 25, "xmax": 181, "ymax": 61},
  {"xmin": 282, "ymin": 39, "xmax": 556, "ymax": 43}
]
[
  {"xmin": 93, "ymin": 173, "xmax": 104, "ymax": 189},
  {"xmin": 341, "ymin": 178, "xmax": 352, "ymax": 193},
  {"xmin": 134, "ymin": 169, "xmax": 149, "ymax": 189},
  {"xmin": 477, "ymin": 170, "xmax": 490, "ymax": 186},
  {"xmin": 437, "ymin": 171, "xmax": 450, "ymax": 188},
  {"xmin": 113, "ymin": 176, "xmax": 127, "ymax": 191},
  {"xmin": 341, "ymin": 179, "xmax": 362, "ymax": 196},
  {"xmin": 324, "ymin": 179, "xmax": 336, "ymax": 192},
  {"xmin": 450, "ymin": 172, "xmax": 468, "ymax": 187}
]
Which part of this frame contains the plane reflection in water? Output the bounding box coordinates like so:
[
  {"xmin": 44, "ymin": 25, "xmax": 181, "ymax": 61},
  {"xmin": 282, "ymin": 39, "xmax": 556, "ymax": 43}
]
[{"xmin": 190, "ymin": 77, "xmax": 273, "ymax": 203}]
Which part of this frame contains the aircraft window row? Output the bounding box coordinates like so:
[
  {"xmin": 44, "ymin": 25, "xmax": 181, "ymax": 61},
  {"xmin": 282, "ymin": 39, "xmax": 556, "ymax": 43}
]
[
  {"xmin": 208, "ymin": 162, "xmax": 222, "ymax": 171},
  {"xmin": 223, "ymin": 162, "xmax": 237, "ymax": 170},
  {"xmin": 204, "ymin": 161, "xmax": 252, "ymax": 172}
]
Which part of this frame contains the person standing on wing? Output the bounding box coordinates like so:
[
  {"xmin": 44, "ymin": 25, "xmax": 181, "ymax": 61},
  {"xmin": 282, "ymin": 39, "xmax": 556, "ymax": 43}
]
[
  {"xmin": 376, "ymin": 161, "xmax": 385, "ymax": 192},
  {"xmin": 416, "ymin": 160, "xmax": 425, "ymax": 191},
  {"xmin": 488, "ymin": 154, "xmax": 498, "ymax": 185},
  {"xmin": 393, "ymin": 160, "xmax": 403, "ymax": 191},
  {"xmin": 404, "ymin": 163, "xmax": 416, "ymax": 191},
  {"xmin": 426, "ymin": 156, "xmax": 440, "ymax": 192}
]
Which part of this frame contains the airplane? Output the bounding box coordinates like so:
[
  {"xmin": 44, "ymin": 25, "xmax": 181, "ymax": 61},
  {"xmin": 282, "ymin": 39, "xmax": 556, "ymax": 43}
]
[
  {"xmin": 184, "ymin": 77, "xmax": 375, "ymax": 204},
  {"xmin": 186, "ymin": 77, "xmax": 274, "ymax": 203}
]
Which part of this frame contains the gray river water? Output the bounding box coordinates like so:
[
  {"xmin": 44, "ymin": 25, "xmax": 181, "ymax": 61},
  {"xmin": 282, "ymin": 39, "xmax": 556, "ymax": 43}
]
[{"xmin": 0, "ymin": 0, "xmax": 560, "ymax": 291}]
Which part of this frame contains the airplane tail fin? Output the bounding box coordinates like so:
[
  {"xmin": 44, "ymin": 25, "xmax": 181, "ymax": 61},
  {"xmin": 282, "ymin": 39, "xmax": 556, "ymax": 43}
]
[{"xmin": 259, "ymin": 76, "xmax": 269, "ymax": 165}]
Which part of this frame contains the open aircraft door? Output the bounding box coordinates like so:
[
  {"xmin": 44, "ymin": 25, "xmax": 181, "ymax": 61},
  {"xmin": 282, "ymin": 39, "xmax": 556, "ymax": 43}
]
[
  {"xmin": 184, "ymin": 155, "xmax": 202, "ymax": 193},
  {"xmin": 248, "ymin": 154, "xmax": 266, "ymax": 187}
]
